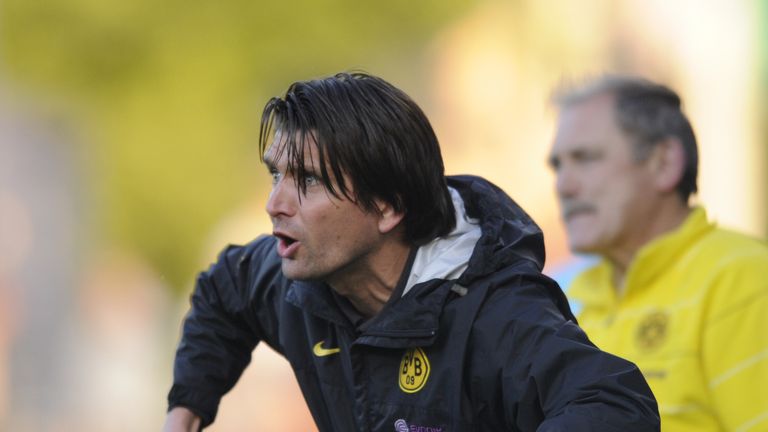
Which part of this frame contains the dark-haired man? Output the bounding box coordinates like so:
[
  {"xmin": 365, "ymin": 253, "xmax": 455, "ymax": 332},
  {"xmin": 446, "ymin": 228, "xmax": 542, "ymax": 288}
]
[
  {"xmin": 549, "ymin": 75, "xmax": 768, "ymax": 431},
  {"xmin": 164, "ymin": 72, "xmax": 659, "ymax": 431}
]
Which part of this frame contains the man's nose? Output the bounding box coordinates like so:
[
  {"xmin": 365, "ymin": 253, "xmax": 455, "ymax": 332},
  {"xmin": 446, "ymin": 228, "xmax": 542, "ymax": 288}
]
[
  {"xmin": 265, "ymin": 178, "xmax": 296, "ymax": 218},
  {"xmin": 555, "ymin": 165, "xmax": 579, "ymax": 200}
]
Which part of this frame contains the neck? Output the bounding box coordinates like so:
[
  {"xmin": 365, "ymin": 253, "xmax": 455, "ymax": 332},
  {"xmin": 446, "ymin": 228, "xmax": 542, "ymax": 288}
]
[
  {"xmin": 328, "ymin": 240, "xmax": 412, "ymax": 318},
  {"xmin": 608, "ymin": 200, "xmax": 691, "ymax": 291}
]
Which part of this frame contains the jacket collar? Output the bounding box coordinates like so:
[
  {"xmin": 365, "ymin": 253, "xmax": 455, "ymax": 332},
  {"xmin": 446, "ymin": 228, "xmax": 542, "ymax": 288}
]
[
  {"xmin": 447, "ymin": 175, "xmax": 545, "ymax": 283},
  {"xmin": 403, "ymin": 186, "xmax": 482, "ymax": 295},
  {"xmin": 624, "ymin": 206, "xmax": 713, "ymax": 294},
  {"xmin": 285, "ymin": 280, "xmax": 350, "ymax": 327}
]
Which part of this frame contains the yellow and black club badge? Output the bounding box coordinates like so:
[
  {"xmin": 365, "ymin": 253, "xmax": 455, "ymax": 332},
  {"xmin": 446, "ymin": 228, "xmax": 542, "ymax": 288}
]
[
  {"xmin": 635, "ymin": 311, "xmax": 669, "ymax": 352},
  {"xmin": 399, "ymin": 347, "xmax": 430, "ymax": 393}
]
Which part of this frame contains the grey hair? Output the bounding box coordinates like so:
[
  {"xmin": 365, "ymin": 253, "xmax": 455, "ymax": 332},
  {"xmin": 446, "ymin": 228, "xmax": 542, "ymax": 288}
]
[{"xmin": 552, "ymin": 75, "xmax": 698, "ymax": 202}]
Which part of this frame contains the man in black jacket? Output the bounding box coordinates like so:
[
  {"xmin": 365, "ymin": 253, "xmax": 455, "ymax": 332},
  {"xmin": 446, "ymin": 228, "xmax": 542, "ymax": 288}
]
[{"xmin": 164, "ymin": 72, "xmax": 659, "ymax": 431}]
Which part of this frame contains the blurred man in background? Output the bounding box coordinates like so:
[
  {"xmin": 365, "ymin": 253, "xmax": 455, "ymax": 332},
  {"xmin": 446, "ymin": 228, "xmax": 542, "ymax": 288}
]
[
  {"xmin": 164, "ymin": 72, "xmax": 660, "ymax": 431},
  {"xmin": 548, "ymin": 75, "xmax": 768, "ymax": 431}
]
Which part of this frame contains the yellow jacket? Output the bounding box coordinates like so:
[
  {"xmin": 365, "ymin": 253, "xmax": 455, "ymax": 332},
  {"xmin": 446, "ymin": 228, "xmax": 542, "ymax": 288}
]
[{"xmin": 569, "ymin": 207, "xmax": 768, "ymax": 431}]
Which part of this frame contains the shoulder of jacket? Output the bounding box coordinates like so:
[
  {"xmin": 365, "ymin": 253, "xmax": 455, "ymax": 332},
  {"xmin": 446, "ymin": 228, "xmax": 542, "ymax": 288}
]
[
  {"xmin": 216, "ymin": 235, "xmax": 277, "ymax": 266},
  {"xmin": 687, "ymin": 228, "xmax": 768, "ymax": 273},
  {"xmin": 204, "ymin": 235, "xmax": 280, "ymax": 286},
  {"xmin": 474, "ymin": 270, "xmax": 573, "ymax": 323}
]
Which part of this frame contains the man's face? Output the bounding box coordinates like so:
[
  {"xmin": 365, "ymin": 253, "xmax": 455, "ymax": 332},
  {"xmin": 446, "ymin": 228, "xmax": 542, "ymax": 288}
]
[
  {"xmin": 264, "ymin": 134, "xmax": 385, "ymax": 284},
  {"xmin": 549, "ymin": 94, "xmax": 657, "ymax": 258}
]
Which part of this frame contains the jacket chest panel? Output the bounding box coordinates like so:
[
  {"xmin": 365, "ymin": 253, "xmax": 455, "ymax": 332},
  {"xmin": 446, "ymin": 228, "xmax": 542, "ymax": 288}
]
[
  {"xmin": 301, "ymin": 342, "xmax": 475, "ymax": 431},
  {"xmin": 285, "ymin": 323, "xmax": 479, "ymax": 430}
]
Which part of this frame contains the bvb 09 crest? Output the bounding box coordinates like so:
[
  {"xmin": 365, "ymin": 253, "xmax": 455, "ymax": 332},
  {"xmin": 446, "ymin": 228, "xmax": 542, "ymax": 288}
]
[
  {"xmin": 399, "ymin": 347, "xmax": 430, "ymax": 393},
  {"xmin": 635, "ymin": 311, "xmax": 669, "ymax": 351}
]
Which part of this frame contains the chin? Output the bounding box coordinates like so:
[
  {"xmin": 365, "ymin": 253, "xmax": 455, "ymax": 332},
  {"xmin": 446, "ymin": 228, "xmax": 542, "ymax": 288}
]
[
  {"xmin": 281, "ymin": 263, "xmax": 327, "ymax": 282},
  {"xmin": 281, "ymin": 263, "xmax": 307, "ymax": 281},
  {"xmin": 568, "ymin": 238, "xmax": 601, "ymax": 255}
]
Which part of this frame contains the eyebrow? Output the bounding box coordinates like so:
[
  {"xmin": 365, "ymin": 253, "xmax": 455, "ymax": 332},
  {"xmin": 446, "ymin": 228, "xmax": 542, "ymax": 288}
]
[{"xmin": 262, "ymin": 154, "xmax": 275, "ymax": 168}]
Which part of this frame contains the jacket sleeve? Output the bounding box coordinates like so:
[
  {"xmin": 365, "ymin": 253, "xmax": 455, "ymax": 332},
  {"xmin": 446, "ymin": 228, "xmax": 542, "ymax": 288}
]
[
  {"xmin": 167, "ymin": 236, "xmax": 284, "ymax": 428},
  {"xmin": 489, "ymin": 280, "xmax": 660, "ymax": 431},
  {"xmin": 524, "ymin": 321, "xmax": 659, "ymax": 431}
]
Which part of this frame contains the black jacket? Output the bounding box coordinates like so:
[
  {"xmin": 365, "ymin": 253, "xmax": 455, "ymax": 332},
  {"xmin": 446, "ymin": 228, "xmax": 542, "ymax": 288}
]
[{"xmin": 168, "ymin": 175, "xmax": 659, "ymax": 431}]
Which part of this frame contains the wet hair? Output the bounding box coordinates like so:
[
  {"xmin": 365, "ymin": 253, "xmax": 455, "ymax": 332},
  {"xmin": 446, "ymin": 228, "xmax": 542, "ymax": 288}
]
[
  {"xmin": 553, "ymin": 75, "xmax": 699, "ymax": 203},
  {"xmin": 259, "ymin": 72, "xmax": 456, "ymax": 245}
]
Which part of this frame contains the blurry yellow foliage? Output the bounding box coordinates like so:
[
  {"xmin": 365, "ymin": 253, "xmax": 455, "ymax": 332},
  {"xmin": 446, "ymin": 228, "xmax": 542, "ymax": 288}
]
[{"xmin": 0, "ymin": 0, "xmax": 472, "ymax": 294}]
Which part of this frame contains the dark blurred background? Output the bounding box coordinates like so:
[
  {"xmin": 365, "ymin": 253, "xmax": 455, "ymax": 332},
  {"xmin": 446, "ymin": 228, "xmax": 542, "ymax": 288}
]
[{"xmin": 0, "ymin": 1, "xmax": 765, "ymax": 430}]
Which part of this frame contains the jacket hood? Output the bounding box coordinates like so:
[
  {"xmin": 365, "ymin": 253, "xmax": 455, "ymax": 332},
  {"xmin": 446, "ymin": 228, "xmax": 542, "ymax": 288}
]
[{"xmin": 403, "ymin": 175, "xmax": 545, "ymax": 294}]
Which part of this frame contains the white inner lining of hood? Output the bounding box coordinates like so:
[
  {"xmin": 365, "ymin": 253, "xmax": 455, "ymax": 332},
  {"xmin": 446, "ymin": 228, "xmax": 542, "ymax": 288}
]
[{"xmin": 402, "ymin": 187, "xmax": 481, "ymax": 296}]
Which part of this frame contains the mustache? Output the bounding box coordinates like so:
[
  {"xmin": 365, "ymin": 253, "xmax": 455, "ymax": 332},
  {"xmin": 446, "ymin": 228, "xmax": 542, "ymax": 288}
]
[
  {"xmin": 560, "ymin": 201, "xmax": 596, "ymax": 219},
  {"xmin": 271, "ymin": 220, "xmax": 299, "ymax": 238}
]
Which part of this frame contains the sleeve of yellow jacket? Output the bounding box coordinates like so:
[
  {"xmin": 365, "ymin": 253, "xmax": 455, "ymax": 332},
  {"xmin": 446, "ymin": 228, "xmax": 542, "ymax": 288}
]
[{"xmin": 701, "ymin": 247, "xmax": 768, "ymax": 432}]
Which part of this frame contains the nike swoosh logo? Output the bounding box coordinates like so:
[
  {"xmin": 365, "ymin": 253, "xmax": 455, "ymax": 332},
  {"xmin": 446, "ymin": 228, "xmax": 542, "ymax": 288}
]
[{"xmin": 313, "ymin": 341, "xmax": 341, "ymax": 357}]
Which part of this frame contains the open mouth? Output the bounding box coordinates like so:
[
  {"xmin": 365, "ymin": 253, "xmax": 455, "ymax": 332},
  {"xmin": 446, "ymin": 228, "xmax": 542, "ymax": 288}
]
[
  {"xmin": 274, "ymin": 232, "xmax": 299, "ymax": 258},
  {"xmin": 275, "ymin": 233, "xmax": 296, "ymax": 246}
]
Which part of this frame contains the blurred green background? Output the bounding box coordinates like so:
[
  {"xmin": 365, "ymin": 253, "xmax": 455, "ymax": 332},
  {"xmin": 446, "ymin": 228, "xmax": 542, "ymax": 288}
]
[
  {"xmin": 0, "ymin": 1, "xmax": 765, "ymax": 430},
  {"xmin": 0, "ymin": 0, "xmax": 472, "ymax": 292}
]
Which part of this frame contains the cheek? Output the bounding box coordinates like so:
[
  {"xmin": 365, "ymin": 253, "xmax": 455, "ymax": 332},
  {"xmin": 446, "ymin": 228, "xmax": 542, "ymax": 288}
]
[
  {"xmin": 612, "ymin": 179, "xmax": 642, "ymax": 210},
  {"xmin": 594, "ymin": 176, "xmax": 628, "ymax": 207},
  {"xmin": 597, "ymin": 190, "xmax": 639, "ymax": 240},
  {"xmin": 333, "ymin": 231, "xmax": 344, "ymax": 244},
  {"xmin": 319, "ymin": 209, "xmax": 370, "ymax": 243}
]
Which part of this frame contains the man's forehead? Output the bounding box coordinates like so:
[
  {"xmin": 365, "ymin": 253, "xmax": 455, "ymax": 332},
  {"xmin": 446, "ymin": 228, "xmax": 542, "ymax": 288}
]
[
  {"xmin": 554, "ymin": 99, "xmax": 622, "ymax": 147},
  {"xmin": 552, "ymin": 131, "xmax": 611, "ymax": 156},
  {"xmin": 264, "ymin": 130, "xmax": 320, "ymax": 165}
]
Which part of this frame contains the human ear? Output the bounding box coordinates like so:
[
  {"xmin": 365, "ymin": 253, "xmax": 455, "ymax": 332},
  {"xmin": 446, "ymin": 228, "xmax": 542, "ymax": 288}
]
[
  {"xmin": 375, "ymin": 200, "xmax": 405, "ymax": 234},
  {"xmin": 650, "ymin": 137, "xmax": 685, "ymax": 194}
]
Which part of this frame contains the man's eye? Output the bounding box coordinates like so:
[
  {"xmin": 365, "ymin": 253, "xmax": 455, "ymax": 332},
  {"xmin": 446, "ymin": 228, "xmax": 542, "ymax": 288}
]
[
  {"xmin": 574, "ymin": 151, "xmax": 602, "ymax": 164},
  {"xmin": 547, "ymin": 157, "xmax": 560, "ymax": 171},
  {"xmin": 304, "ymin": 175, "xmax": 320, "ymax": 187},
  {"xmin": 269, "ymin": 170, "xmax": 281, "ymax": 184}
]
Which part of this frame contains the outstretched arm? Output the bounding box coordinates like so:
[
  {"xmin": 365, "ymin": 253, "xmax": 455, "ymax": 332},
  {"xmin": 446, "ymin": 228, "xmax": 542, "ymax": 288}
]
[{"xmin": 167, "ymin": 239, "xmax": 283, "ymax": 428}]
